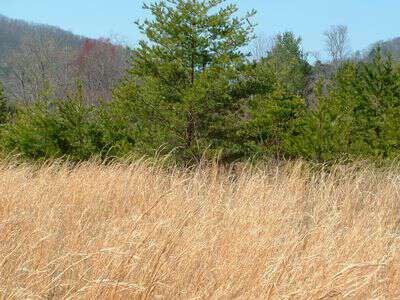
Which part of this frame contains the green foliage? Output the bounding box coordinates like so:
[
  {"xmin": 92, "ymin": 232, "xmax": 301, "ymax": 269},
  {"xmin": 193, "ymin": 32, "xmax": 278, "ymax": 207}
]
[
  {"xmin": 240, "ymin": 90, "xmax": 307, "ymax": 159},
  {"xmin": 3, "ymin": 2, "xmax": 400, "ymax": 164},
  {"xmin": 352, "ymin": 50, "xmax": 400, "ymax": 158},
  {"xmin": 292, "ymin": 64, "xmax": 357, "ymax": 160},
  {"xmin": 1, "ymin": 85, "xmax": 105, "ymax": 160},
  {"xmin": 0, "ymin": 82, "xmax": 9, "ymax": 124},
  {"xmin": 294, "ymin": 49, "xmax": 400, "ymax": 161},
  {"xmin": 264, "ymin": 32, "xmax": 312, "ymax": 96},
  {"xmin": 0, "ymin": 3, "xmax": 318, "ymax": 163},
  {"xmin": 117, "ymin": 0, "xmax": 258, "ymax": 161}
]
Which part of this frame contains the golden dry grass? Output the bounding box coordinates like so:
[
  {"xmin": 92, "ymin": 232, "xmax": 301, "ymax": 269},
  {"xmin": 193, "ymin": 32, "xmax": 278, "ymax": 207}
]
[{"xmin": 0, "ymin": 160, "xmax": 400, "ymax": 299}]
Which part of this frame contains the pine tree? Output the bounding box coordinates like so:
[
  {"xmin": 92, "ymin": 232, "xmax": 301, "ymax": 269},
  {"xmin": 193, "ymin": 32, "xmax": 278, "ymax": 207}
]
[
  {"xmin": 353, "ymin": 49, "xmax": 400, "ymax": 158},
  {"xmin": 264, "ymin": 32, "xmax": 312, "ymax": 96},
  {"xmin": 123, "ymin": 0, "xmax": 256, "ymax": 159},
  {"xmin": 293, "ymin": 50, "xmax": 400, "ymax": 161},
  {"xmin": 292, "ymin": 67, "xmax": 358, "ymax": 161},
  {"xmin": 0, "ymin": 82, "xmax": 9, "ymax": 124}
]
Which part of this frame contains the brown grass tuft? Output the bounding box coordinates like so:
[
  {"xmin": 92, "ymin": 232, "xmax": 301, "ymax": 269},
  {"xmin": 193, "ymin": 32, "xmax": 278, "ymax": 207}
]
[{"xmin": 0, "ymin": 160, "xmax": 400, "ymax": 299}]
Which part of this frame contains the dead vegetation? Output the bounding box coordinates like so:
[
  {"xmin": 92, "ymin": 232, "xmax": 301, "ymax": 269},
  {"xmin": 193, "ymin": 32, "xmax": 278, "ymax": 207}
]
[{"xmin": 0, "ymin": 160, "xmax": 399, "ymax": 299}]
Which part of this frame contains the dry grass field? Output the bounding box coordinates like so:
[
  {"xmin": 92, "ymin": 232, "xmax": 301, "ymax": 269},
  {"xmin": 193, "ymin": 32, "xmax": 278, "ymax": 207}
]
[{"xmin": 1, "ymin": 159, "xmax": 400, "ymax": 299}]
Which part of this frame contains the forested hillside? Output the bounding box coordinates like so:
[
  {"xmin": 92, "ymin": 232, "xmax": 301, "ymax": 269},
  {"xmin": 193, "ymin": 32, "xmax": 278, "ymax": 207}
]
[
  {"xmin": 365, "ymin": 37, "xmax": 400, "ymax": 61},
  {"xmin": 0, "ymin": 14, "xmax": 129, "ymax": 102},
  {"xmin": 1, "ymin": 1, "xmax": 400, "ymax": 163},
  {"xmin": 0, "ymin": 13, "xmax": 83, "ymax": 60}
]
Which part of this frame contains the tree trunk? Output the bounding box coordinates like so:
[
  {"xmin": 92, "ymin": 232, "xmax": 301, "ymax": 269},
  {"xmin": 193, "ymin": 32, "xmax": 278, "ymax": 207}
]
[{"xmin": 186, "ymin": 109, "xmax": 194, "ymax": 148}]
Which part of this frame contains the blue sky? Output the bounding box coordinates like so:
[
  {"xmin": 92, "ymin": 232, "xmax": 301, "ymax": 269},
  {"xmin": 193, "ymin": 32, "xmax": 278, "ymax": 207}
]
[{"xmin": 1, "ymin": 0, "xmax": 399, "ymax": 58}]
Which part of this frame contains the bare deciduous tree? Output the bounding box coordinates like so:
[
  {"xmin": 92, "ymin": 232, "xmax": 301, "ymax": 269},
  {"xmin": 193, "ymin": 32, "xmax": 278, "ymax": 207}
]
[
  {"xmin": 74, "ymin": 37, "xmax": 129, "ymax": 102},
  {"xmin": 0, "ymin": 15, "xmax": 129, "ymax": 103},
  {"xmin": 324, "ymin": 25, "xmax": 350, "ymax": 65},
  {"xmin": 5, "ymin": 33, "xmax": 76, "ymax": 102},
  {"xmin": 251, "ymin": 35, "xmax": 275, "ymax": 61}
]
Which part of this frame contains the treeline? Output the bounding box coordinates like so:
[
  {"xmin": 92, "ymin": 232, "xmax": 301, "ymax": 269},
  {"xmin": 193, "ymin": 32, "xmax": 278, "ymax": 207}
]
[{"xmin": 1, "ymin": 0, "xmax": 400, "ymax": 163}]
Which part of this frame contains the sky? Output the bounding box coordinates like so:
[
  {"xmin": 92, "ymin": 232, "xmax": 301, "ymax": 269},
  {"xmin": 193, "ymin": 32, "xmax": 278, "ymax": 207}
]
[{"xmin": 1, "ymin": 0, "xmax": 400, "ymax": 59}]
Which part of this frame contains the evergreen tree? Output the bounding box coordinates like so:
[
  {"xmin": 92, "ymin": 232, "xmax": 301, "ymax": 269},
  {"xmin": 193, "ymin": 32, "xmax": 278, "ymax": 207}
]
[
  {"xmin": 230, "ymin": 61, "xmax": 308, "ymax": 159},
  {"xmin": 121, "ymin": 0, "xmax": 256, "ymax": 160},
  {"xmin": 293, "ymin": 49, "xmax": 400, "ymax": 161},
  {"xmin": 0, "ymin": 82, "xmax": 8, "ymax": 124},
  {"xmin": 264, "ymin": 32, "xmax": 312, "ymax": 96},
  {"xmin": 353, "ymin": 49, "xmax": 400, "ymax": 158},
  {"xmin": 292, "ymin": 65, "xmax": 358, "ymax": 161},
  {"xmin": 2, "ymin": 83, "xmax": 107, "ymax": 161}
]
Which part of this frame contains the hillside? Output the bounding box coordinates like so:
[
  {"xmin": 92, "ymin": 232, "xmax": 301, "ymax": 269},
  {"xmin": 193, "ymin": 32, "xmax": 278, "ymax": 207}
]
[
  {"xmin": 0, "ymin": 14, "xmax": 84, "ymax": 64},
  {"xmin": 0, "ymin": 14, "xmax": 128, "ymax": 102},
  {"xmin": 368, "ymin": 37, "xmax": 400, "ymax": 60}
]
